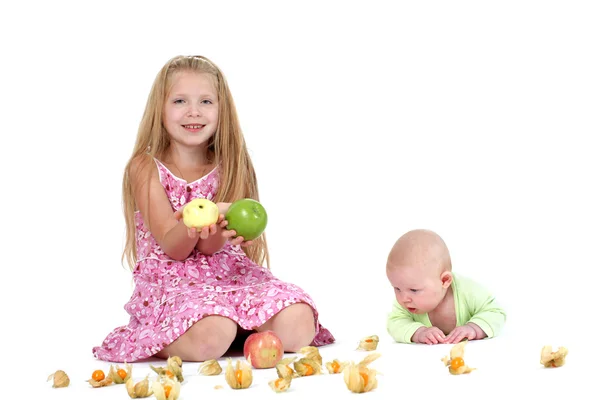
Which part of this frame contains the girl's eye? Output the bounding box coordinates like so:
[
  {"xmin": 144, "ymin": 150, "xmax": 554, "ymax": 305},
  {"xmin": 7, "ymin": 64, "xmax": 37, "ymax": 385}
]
[
  {"xmin": 174, "ymin": 99, "xmax": 185, "ymax": 104},
  {"xmin": 202, "ymin": 99, "xmax": 213, "ymax": 105},
  {"xmin": 394, "ymin": 287, "xmax": 401, "ymax": 292},
  {"xmin": 410, "ymin": 289, "xmax": 419, "ymax": 293}
]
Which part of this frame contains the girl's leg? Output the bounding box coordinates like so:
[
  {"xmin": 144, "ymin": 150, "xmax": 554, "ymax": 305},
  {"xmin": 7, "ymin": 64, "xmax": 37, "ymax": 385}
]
[
  {"xmin": 255, "ymin": 303, "xmax": 316, "ymax": 352},
  {"xmin": 156, "ymin": 315, "xmax": 237, "ymax": 362}
]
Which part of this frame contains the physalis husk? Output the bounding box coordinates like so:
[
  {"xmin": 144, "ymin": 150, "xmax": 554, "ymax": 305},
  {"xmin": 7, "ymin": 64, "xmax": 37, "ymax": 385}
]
[
  {"xmin": 293, "ymin": 357, "xmax": 322, "ymax": 377},
  {"xmin": 326, "ymin": 359, "xmax": 349, "ymax": 374},
  {"xmin": 276, "ymin": 357, "xmax": 299, "ymax": 379},
  {"xmin": 150, "ymin": 356, "xmax": 184, "ymax": 382},
  {"xmin": 357, "ymin": 335, "xmax": 379, "ymax": 351},
  {"xmin": 87, "ymin": 369, "xmax": 113, "ymax": 388},
  {"xmin": 298, "ymin": 346, "xmax": 323, "ymax": 365},
  {"xmin": 47, "ymin": 370, "xmax": 70, "ymax": 388},
  {"xmin": 441, "ymin": 341, "xmax": 476, "ymax": 375},
  {"xmin": 151, "ymin": 377, "xmax": 181, "ymax": 400},
  {"xmin": 225, "ymin": 358, "xmax": 253, "ymax": 389},
  {"xmin": 126, "ymin": 375, "xmax": 153, "ymax": 398},
  {"xmin": 198, "ymin": 359, "xmax": 222, "ymax": 376},
  {"xmin": 540, "ymin": 345, "xmax": 568, "ymax": 368},
  {"xmin": 268, "ymin": 364, "xmax": 293, "ymax": 392},
  {"xmin": 108, "ymin": 362, "xmax": 133, "ymax": 384},
  {"xmin": 343, "ymin": 353, "xmax": 381, "ymax": 393}
]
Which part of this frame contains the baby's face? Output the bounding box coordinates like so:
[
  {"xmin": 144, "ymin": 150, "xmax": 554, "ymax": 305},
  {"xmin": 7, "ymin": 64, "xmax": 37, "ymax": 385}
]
[{"xmin": 387, "ymin": 265, "xmax": 446, "ymax": 314}]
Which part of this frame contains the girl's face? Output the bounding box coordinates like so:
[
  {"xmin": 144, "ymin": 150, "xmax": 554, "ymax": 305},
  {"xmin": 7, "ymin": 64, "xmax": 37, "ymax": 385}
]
[{"xmin": 163, "ymin": 71, "xmax": 219, "ymax": 149}]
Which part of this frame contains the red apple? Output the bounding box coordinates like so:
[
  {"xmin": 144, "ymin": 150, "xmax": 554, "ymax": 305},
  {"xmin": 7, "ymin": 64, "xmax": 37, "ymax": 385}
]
[{"xmin": 243, "ymin": 330, "xmax": 283, "ymax": 369}]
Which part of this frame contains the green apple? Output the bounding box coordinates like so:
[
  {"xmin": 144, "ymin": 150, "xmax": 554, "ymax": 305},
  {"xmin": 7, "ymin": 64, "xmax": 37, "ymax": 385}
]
[
  {"xmin": 225, "ymin": 198, "xmax": 268, "ymax": 241},
  {"xmin": 182, "ymin": 198, "xmax": 219, "ymax": 229}
]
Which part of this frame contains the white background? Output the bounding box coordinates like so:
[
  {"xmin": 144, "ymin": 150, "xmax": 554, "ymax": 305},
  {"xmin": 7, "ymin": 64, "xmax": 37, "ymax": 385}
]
[{"xmin": 2, "ymin": 0, "xmax": 599, "ymax": 398}]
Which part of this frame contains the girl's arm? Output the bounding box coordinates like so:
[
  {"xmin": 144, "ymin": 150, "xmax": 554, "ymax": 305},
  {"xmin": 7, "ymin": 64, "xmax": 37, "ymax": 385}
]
[
  {"xmin": 196, "ymin": 224, "xmax": 229, "ymax": 255},
  {"xmin": 130, "ymin": 156, "xmax": 198, "ymax": 261},
  {"xmin": 194, "ymin": 202, "xmax": 254, "ymax": 255},
  {"xmin": 195, "ymin": 202, "xmax": 229, "ymax": 255}
]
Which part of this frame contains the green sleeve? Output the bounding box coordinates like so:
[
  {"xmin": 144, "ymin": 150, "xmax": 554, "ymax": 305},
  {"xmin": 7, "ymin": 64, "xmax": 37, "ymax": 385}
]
[
  {"xmin": 463, "ymin": 280, "xmax": 507, "ymax": 338},
  {"xmin": 386, "ymin": 300, "xmax": 426, "ymax": 343}
]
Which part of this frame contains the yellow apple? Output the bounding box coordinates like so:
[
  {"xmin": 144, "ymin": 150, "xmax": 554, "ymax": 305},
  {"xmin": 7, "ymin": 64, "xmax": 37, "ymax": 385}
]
[{"xmin": 182, "ymin": 198, "xmax": 219, "ymax": 229}]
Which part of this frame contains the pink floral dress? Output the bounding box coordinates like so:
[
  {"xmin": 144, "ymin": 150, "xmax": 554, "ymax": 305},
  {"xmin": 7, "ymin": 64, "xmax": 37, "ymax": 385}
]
[{"xmin": 92, "ymin": 159, "xmax": 335, "ymax": 362}]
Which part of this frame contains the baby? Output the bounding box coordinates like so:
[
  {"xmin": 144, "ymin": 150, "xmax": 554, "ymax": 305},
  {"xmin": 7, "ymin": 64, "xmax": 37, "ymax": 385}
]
[{"xmin": 386, "ymin": 229, "xmax": 506, "ymax": 344}]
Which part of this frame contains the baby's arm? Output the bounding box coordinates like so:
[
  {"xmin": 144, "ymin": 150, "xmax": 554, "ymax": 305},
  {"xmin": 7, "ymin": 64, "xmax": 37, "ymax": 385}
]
[
  {"xmin": 448, "ymin": 278, "xmax": 506, "ymax": 340},
  {"xmin": 387, "ymin": 301, "xmax": 427, "ymax": 344},
  {"xmin": 130, "ymin": 156, "xmax": 199, "ymax": 261},
  {"xmin": 466, "ymin": 281, "xmax": 507, "ymax": 339},
  {"xmin": 444, "ymin": 277, "xmax": 506, "ymax": 344}
]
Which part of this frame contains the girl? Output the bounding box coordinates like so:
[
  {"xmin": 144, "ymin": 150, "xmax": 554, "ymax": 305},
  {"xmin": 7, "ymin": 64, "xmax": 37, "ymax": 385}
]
[{"xmin": 92, "ymin": 55, "xmax": 334, "ymax": 362}]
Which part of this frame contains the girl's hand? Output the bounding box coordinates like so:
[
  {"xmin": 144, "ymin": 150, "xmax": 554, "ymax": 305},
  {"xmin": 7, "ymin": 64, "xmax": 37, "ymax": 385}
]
[
  {"xmin": 223, "ymin": 229, "xmax": 254, "ymax": 247},
  {"xmin": 216, "ymin": 202, "xmax": 232, "ymax": 215},
  {"xmin": 220, "ymin": 220, "xmax": 254, "ymax": 247},
  {"xmin": 216, "ymin": 202, "xmax": 254, "ymax": 246},
  {"xmin": 174, "ymin": 209, "xmax": 227, "ymax": 240}
]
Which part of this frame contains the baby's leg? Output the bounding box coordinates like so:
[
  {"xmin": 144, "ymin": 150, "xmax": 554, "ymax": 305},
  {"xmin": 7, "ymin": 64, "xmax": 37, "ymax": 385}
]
[
  {"xmin": 156, "ymin": 315, "xmax": 237, "ymax": 362},
  {"xmin": 255, "ymin": 303, "xmax": 316, "ymax": 352}
]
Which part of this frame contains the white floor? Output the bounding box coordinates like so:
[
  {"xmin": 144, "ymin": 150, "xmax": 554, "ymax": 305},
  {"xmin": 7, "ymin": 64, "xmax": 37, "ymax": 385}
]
[
  {"xmin": 35, "ymin": 324, "xmax": 594, "ymax": 399},
  {"xmin": 6, "ymin": 2, "xmax": 599, "ymax": 399}
]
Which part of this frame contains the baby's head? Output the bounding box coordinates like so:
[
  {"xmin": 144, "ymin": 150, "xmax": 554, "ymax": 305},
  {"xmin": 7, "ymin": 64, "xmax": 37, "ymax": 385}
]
[{"xmin": 386, "ymin": 229, "xmax": 453, "ymax": 314}]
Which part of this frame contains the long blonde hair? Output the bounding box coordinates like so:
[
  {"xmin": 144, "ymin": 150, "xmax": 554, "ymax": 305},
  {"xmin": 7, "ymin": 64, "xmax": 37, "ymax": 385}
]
[{"xmin": 121, "ymin": 55, "xmax": 269, "ymax": 271}]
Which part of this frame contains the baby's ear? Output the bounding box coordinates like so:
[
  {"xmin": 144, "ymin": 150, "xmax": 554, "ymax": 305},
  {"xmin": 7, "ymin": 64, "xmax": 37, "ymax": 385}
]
[{"xmin": 440, "ymin": 271, "xmax": 453, "ymax": 288}]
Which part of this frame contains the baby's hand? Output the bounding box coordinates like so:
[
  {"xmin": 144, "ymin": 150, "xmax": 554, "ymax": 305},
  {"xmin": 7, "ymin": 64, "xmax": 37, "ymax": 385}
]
[
  {"xmin": 444, "ymin": 324, "xmax": 477, "ymax": 344},
  {"xmin": 413, "ymin": 327, "xmax": 446, "ymax": 345}
]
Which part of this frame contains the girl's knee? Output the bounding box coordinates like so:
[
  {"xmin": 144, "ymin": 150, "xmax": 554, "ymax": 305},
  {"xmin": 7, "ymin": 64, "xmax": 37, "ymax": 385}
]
[
  {"xmin": 193, "ymin": 335, "xmax": 233, "ymax": 361},
  {"xmin": 269, "ymin": 303, "xmax": 316, "ymax": 352},
  {"xmin": 291, "ymin": 303, "xmax": 316, "ymax": 343},
  {"xmin": 188, "ymin": 316, "xmax": 237, "ymax": 361},
  {"xmin": 287, "ymin": 303, "xmax": 316, "ymax": 326}
]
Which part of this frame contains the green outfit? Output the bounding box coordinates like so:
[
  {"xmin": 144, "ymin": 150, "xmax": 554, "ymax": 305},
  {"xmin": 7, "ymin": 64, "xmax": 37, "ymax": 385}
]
[{"xmin": 386, "ymin": 273, "xmax": 506, "ymax": 343}]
